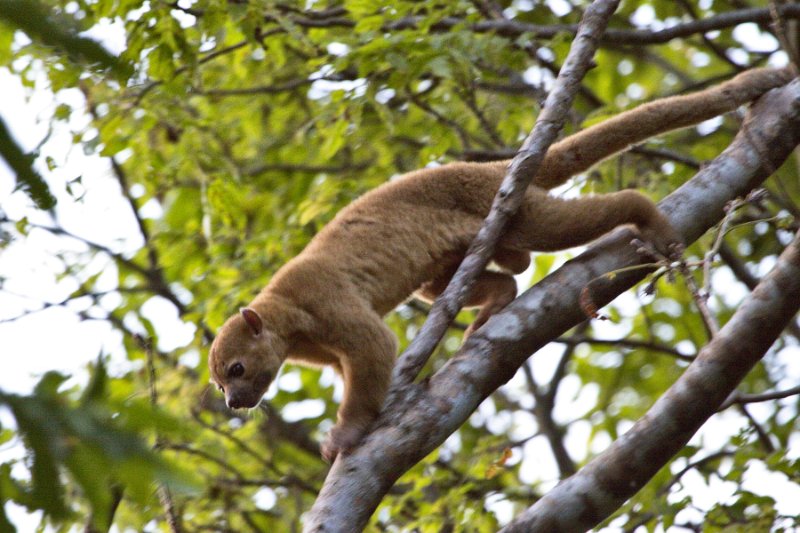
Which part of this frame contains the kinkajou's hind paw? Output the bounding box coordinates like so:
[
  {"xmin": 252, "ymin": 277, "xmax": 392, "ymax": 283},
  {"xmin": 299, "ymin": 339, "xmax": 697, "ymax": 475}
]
[
  {"xmin": 632, "ymin": 236, "xmax": 683, "ymax": 264},
  {"xmin": 667, "ymin": 241, "xmax": 685, "ymax": 261}
]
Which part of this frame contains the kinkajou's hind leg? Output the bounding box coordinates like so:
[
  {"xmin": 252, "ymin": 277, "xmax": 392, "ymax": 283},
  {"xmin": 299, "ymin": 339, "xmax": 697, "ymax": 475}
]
[
  {"xmin": 462, "ymin": 270, "xmax": 517, "ymax": 336},
  {"xmin": 492, "ymin": 247, "xmax": 531, "ymax": 274},
  {"xmin": 506, "ymin": 189, "xmax": 683, "ymax": 257},
  {"xmin": 417, "ymin": 268, "xmax": 518, "ymax": 337}
]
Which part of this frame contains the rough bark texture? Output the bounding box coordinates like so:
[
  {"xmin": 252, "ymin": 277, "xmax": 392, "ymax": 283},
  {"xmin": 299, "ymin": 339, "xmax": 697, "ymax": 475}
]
[{"xmin": 502, "ymin": 231, "xmax": 800, "ymax": 533}]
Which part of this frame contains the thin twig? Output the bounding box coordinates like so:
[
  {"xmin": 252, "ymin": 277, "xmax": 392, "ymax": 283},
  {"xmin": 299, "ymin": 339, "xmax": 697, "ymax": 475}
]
[
  {"xmin": 737, "ymin": 403, "xmax": 776, "ymax": 452},
  {"xmin": 460, "ymin": 84, "xmax": 506, "ymax": 148},
  {"xmin": 142, "ymin": 336, "xmax": 185, "ymax": 533},
  {"xmin": 703, "ymin": 190, "xmax": 769, "ymax": 291},
  {"xmin": 628, "ymin": 145, "xmax": 701, "ymax": 169},
  {"xmin": 678, "ymin": 260, "xmax": 719, "ymax": 338},
  {"xmin": 244, "ymin": 159, "xmax": 372, "ymax": 177},
  {"xmin": 522, "ymin": 324, "xmax": 589, "ymax": 477},
  {"xmin": 719, "ymin": 239, "xmax": 800, "ymax": 342},
  {"xmin": 657, "ymin": 449, "xmax": 734, "ymax": 496},
  {"xmin": 719, "ymin": 384, "xmax": 800, "ymax": 410},
  {"xmin": 0, "ymin": 286, "xmax": 150, "ymax": 324},
  {"xmin": 556, "ymin": 335, "xmax": 694, "ymax": 362},
  {"xmin": 280, "ymin": 4, "xmax": 800, "ymax": 46},
  {"xmin": 407, "ymin": 91, "xmax": 489, "ymax": 150},
  {"xmin": 132, "ymin": 40, "xmax": 249, "ymax": 103},
  {"xmin": 676, "ymin": 0, "xmax": 744, "ymax": 70},
  {"xmin": 770, "ymin": 0, "xmax": 800, "ymax": 73},
  {"xmin": 190, "ymin": 409, "xmax": 271, "ymax": 467}
]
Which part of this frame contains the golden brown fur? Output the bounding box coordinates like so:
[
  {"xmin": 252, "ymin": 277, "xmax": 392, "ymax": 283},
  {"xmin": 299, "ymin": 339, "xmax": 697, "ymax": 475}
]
[{"xmin": 208, "ymin": 67, "xmax": 794, "ymax": 461}]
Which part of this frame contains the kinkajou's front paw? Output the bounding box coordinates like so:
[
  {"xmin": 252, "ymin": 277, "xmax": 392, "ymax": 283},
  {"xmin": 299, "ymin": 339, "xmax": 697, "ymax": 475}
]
[{"xmin": 321, "ymin": 423, "xmax": 367, "ymax": 463}]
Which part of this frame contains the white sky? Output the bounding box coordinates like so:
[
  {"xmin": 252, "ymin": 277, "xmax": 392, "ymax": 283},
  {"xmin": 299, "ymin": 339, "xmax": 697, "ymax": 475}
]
[{"xmin": 0, "ymin": 69, "xmax": 132, "ymax": 394}]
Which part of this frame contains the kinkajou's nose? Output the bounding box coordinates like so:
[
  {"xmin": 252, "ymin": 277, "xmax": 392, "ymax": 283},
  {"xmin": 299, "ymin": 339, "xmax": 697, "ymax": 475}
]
[{"xmin": 226, "ymin": 392, "xmax": 247, "ymax": 409}]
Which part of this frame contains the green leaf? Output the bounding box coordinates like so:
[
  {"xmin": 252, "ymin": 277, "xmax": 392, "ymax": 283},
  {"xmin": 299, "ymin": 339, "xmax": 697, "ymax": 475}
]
[
  {"xmin": 0, "ymin": 115, "xmax": 55, "ymax": 210},
  {"xmin": 32, "ymin": 371, "xmax": 69, "ymax": 398},
  {"xmin": 0, "ymin": 464, "xmax": 18, "ymax": 533},
  {"xmin": 14, "ymin": 216, "xmax": 29, "ymax": 236},
  {"xmin": 318, "ymin": 118, "xmax": 349, "ymax": 160},
  {"xmin": 354, "ymin": 15, "xmax": 384, "ymax": 33},
  {"xmin": 80, "ymin": 358, "xmax": 108, "ymax": 406},
  {"xmin": 0, "ymin": 0, "xmax": 128, "ymax": 78}
]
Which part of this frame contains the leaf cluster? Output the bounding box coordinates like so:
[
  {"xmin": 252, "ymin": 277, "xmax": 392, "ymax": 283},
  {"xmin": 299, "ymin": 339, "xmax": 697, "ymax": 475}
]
[{"xmin": 0, "ymin": 361, "xmax": 194, "ymax": 531}]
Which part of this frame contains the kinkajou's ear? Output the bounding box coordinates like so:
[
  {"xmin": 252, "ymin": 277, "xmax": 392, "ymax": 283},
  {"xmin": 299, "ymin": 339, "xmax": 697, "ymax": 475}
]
[{"xmin": 240, "ymin": 307, "xmax": 263, "ymax": 335}]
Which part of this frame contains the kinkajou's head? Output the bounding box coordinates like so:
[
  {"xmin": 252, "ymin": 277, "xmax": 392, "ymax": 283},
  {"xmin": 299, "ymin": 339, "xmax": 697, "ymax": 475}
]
[{"xmin": 209, "ymin": 308, "xmax": 285, "ymax": 409}]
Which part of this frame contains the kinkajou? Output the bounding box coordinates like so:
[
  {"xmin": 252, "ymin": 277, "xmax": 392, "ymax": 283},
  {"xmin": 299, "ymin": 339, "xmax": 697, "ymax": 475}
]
[{"xmin": 208, "ymin": 67, "xmax": 794, "ymax": 461}]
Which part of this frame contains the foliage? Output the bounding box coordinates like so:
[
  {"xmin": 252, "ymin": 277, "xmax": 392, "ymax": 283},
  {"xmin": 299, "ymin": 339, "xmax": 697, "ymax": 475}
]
[
  {"xmin": 0, "ymin": 362, "xmax": 195, "ymax": 530},
  {"xmin": 0, "ymin": 0, "xmax": 799, "ymax": 531}
]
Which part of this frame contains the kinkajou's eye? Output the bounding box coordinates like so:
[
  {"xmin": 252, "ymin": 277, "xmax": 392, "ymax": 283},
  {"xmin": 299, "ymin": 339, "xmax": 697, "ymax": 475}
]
[
  {"xmin": 217, "ymin": 384, "xmax": 224, "ymax": 393},
  {"xmin": 228, "ymin": 362, "xmax": 245, "ymax": 378}
]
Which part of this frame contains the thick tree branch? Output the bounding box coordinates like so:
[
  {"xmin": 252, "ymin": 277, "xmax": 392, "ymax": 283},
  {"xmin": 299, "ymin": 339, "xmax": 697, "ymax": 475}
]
[
  {"xmin": 304, "ymin": 79, "xmax": 800, "ymax": 532},
  {"xmin": 304, "ymin": 3, "xmax": 621, "ymax": 531},
  {"xmin": 503, "ymin": 230, "xmax": 800, "ymax": 532}
]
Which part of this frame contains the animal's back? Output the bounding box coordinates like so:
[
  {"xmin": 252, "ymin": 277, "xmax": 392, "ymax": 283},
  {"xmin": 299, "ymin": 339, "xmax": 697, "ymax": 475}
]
[{"xmin": 297, "ymin": 162, "xmax": 507, "ymax": 314}]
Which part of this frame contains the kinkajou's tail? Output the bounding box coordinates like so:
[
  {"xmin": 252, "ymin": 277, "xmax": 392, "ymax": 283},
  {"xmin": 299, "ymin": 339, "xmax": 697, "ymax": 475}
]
[{"xmin": 528, "ymin": 66, "xmax": 795, "ymax": 190}]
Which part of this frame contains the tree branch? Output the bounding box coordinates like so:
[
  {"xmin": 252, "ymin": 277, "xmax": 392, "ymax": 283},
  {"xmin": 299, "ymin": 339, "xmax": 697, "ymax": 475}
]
[
  {"xmin": 144, "ymin": 337, "xmax": 185, "ymax": 533},
  {"xmin": 555, "ymin": 334, "xmax": 694, "ymax": 362},
  {"xmin": 304, "ymin": 78, "xmax": 800, "ymax": 532},
  {"xmin": 676, "ymin": 0, "xmax": 745, "ymax": 70},
  {"xmin": 80, "ymin": 90, "xmax": 217, "ymax": 342},
  {"xmin": 304, "ymin": 2, "xmax": 620, "ymax": 530},
  {"xmin": 659, "ymin": 449, "xmax": 734, "ymax": 496},
  {"xmin": 718, "ymin": 240, "xmax": 800, "ymax": 341},
  {"xmin": 277, "ymin": 4, "xmax": 800, "ymax": 47},
  {"xmin": 522, "ymin": 357, "xmax": 577, "ymax": 477},
  {"xmin": 503, "ymin": 219, "xmax": 800, "ymax": 529},
  {"xmin": 500, "ymin": 82, "xmax": 800, "ymax": 532},
  {"xmin": 720, "ymin": 384, "xmax": 800, "ymax": 409},
  {"xmin": 243, "ymin": 160, "xmax": 372, "ymax": 177},
  {"xmin": 388, "ymin": 0, "xmax": 621, "ymax": 392},
  {"xmin": 505, "ymin": 255, "xmax": 799, "ymax": 529}
]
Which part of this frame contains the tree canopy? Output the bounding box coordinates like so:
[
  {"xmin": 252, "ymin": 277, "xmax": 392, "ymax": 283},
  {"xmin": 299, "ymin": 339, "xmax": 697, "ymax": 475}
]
[{"xmin": 0, "ymin": 0, "xmax": 799, "ymax": 531}]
